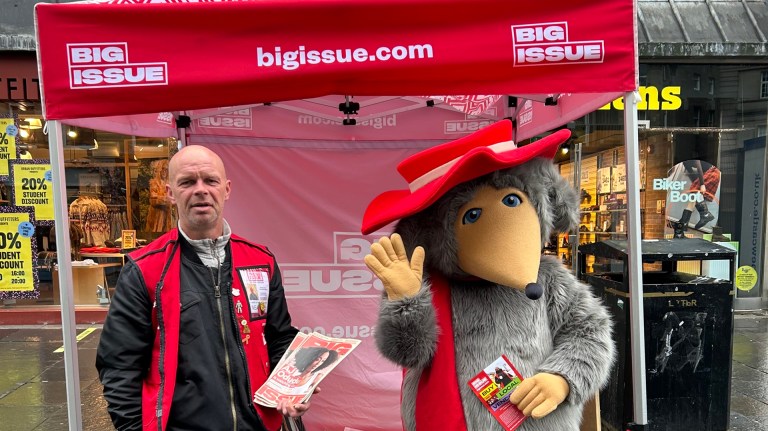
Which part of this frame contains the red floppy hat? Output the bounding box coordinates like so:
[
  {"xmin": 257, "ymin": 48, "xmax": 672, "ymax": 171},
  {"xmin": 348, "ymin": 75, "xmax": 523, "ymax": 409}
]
[{"xmin": 360, "ymin": 119, "xmax": 571, "ymax": 234}]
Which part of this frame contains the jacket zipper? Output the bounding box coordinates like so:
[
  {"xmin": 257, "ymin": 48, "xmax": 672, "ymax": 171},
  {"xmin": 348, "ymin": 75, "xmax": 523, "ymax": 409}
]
[{"xmin": 209, "ymin": 240, "xmax": 238, "ymax": 431}]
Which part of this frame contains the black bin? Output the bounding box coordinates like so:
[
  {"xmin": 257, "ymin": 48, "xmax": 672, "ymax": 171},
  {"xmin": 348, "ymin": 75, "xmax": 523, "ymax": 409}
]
[{"xmin": 578, "ymin": 238, "xmax": 736, "ymax": 431}]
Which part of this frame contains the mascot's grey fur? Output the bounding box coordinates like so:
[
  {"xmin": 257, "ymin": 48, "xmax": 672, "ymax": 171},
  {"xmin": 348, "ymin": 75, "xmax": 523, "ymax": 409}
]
[{"xmin": 375, "ymin": 158, "xmax": 615, "ymax": 431}]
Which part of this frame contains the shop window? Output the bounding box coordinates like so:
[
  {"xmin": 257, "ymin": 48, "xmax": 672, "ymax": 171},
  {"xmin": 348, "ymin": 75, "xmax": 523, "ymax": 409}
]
[
  {"xmin": 693, "ymin": 74, "xmax": 701, "ymax": 91},
  {"xmin": 762, "ymin": 71, "xmax": 768, "ymax": 99}
]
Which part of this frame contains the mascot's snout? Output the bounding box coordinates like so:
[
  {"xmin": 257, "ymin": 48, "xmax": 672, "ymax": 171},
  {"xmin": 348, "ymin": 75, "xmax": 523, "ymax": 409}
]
[{"xmin": 454, "ymin": 185, "xmax": 543, "ymax": 299}]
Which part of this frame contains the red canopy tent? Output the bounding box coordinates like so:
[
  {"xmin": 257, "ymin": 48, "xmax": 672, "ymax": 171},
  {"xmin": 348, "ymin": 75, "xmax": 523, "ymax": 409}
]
[{"xmin": 33, "ymin": 1, "xmax": 644, "ymax": 430}]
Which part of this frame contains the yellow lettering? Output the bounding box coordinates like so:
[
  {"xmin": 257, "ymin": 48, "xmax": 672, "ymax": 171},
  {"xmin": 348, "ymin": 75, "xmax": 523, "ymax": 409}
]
[
  {"xmin": 603, "ymin": 86, "xmax": 681, "ymax": 111},
  {"xmin": 638, "ymin": 86, "xmax": 659, "ymax": 110},
  {"xmin": 661, "ymin": 86, "xmax": 682, "ymax": 110}
]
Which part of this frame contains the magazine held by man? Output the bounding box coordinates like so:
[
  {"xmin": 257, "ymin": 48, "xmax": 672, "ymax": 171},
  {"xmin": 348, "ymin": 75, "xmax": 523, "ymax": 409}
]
[
  {"xmin": 254, "ymin": 331, "xmax": 361, "ymax": 407},
  {"xmin": 468, "ymin": 354, "xmax": 527, "ymax": 431}
]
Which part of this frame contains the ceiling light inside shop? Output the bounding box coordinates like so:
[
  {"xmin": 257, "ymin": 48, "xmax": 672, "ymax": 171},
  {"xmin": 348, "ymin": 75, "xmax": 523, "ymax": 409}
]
[
  {"xmin": 24, "ymin": 118, "xmax": 42, "ymax": 129},
  {"xmin": 67, "ymin": 129, "xmax": 78, "ymax": 138},
  {"xmin": 19, "ymin": 129, "xmax": 30, "ymax": 139}
]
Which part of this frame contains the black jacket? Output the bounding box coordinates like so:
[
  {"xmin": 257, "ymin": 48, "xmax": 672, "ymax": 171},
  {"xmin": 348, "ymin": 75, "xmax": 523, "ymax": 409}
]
[{"xmin": 96, "ymin": 235, "xmax": 298, "ymax": 430}]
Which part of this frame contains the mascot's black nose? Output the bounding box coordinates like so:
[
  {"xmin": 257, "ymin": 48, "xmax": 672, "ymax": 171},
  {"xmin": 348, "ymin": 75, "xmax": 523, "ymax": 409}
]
[{"xmin": 525, "ymin": 283, "xmax": 543, "ymax": 300}]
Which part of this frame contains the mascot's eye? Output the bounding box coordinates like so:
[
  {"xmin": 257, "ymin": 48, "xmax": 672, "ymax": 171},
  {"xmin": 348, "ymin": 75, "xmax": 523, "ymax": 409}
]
[
  {"xmin": 502, "ymin": 193, "xmax": 522, "ymax": 208},
  {"xmin": 462, "ymin": 208, "xmax": 482, "ymax": 224}
]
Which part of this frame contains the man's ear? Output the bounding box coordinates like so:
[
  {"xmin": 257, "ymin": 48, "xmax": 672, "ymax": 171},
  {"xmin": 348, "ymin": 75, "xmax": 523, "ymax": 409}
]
[{"xmin": 166, "ymin": 184, "xmax": 176, "ymax": 205}]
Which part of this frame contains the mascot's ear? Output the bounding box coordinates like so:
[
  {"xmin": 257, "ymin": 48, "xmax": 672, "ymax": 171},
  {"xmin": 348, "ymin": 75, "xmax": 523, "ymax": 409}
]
[{"xmin": 544, "ymin": 163, "xmax": 580, "ymax": 234}]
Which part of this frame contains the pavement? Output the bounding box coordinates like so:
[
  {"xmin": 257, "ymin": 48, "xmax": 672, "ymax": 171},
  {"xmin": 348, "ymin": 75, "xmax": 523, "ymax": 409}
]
[{"xmin": 0, "ymin": 312, "xmax": 767, "ymax": 431}]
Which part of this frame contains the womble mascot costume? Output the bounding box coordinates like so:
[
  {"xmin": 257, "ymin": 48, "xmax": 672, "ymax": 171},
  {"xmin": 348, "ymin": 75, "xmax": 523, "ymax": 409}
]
[{"xmin": 360, "ymin": 120, "xmax": 615, "ymax": 431}]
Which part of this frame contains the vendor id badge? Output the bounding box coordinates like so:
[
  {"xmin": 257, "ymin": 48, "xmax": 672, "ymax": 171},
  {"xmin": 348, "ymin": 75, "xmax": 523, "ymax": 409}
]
[{"xmin": 237, "ymin": 266, "xmax": 270, "ymax": 320}]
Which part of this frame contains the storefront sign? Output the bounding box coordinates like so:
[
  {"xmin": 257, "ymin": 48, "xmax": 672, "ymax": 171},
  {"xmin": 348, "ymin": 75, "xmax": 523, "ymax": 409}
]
[
  {"xmin": 0, "ymin": 118, "xmax": 18, "ymax": 177},
  {"xmin": 10, "ymin": 160, "xmax": 55, "ymax": 223},
  {"xmin": 599, "ymin": 85, "xmax": 682, "ymax": 111},
  {"xmin": 738, "ymin": 137, "xmax": 766, "ymax": 297},
  {"xmin": 1, "ymin": 55, "xmax": 41, "ymax": 101},
  {"xmin": 0, "ymin": 210, "xmax": 36, "ymax": 293}
]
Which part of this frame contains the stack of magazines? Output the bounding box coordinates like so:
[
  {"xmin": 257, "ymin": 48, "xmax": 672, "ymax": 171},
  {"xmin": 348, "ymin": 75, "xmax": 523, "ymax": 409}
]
[{"xmin": 254, "ymin": 331, "xmax": 361, "ymax": 407}]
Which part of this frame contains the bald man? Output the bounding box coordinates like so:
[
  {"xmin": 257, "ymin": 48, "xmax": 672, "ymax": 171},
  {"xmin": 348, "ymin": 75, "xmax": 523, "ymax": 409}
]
[{"xmin": 97, "ymin": 146, "xmax": 304, "ymax": 431}]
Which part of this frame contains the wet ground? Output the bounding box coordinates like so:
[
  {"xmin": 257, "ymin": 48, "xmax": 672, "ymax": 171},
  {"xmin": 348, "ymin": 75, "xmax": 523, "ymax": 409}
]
[{"xmin": 0, "ymin": 313, "xmax": 766, "ymax": 431}]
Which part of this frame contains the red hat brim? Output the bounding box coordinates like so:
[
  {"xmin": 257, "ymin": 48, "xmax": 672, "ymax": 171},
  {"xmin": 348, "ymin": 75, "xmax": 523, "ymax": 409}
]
[{"xmin": 361, "ymin": 128, "xmax": 571, "ymax": 234}]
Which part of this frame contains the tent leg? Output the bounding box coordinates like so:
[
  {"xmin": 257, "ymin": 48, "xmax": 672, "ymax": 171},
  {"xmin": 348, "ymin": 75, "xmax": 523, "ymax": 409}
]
[
  {"xmin": 49, "ymin": 119, "xmax": 84, "ymax": 431},
  {"xmin": 623, "ymin": 91, "xmax": 648, "ymax": 426}
]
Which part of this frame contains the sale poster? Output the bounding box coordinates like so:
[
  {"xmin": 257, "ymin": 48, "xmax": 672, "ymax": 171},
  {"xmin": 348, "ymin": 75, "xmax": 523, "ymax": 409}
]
[
  {"xmin": 0, "ymin": 208, "xmax": 37, "ymax": 296},
  {"xmin": 0, "ymin": 117, "xmax": 19, "ymax": 177},
  {"xmin": 10, "ymin": 160, "xmax": 55, "ymax": 223}
]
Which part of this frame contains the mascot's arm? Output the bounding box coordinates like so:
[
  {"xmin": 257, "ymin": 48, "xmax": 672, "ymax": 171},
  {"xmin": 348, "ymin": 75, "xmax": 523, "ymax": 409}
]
[
  {"xmin": 518, "ymin": 258, "xmax": 615, "ymax": 417},
  {"xmin": 366, "ymin": 234, "xmax": 437, "ymax": 369}
]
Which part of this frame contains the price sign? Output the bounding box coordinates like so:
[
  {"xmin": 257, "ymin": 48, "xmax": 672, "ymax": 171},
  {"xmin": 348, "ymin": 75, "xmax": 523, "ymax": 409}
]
[
  {"xmin": 11, "ymin": 161, "xmax": 54, "ymax": 222},
  {"xmin": 0, "ymin": 212, "xmax": 35, "ymax": 292},
  {"xmin": 0, "ymin": 118, "xmax": 18, "ymax": 177}
]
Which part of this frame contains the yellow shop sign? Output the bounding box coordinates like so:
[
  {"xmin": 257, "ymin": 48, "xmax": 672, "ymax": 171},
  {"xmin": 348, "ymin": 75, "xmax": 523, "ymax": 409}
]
[{"xmin": 599, "ymin": 86, "xmax": 682, "ymax": 111}]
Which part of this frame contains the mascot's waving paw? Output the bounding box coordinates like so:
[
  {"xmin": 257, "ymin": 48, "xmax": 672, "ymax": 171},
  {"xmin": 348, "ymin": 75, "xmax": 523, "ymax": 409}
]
[
  {"xmin": 360, "ymin": 120, "xmax": 615, "ymax": 431},
  {"xmin": 364, "ymin": 234, "xmax": 424, "ymax": 300}
]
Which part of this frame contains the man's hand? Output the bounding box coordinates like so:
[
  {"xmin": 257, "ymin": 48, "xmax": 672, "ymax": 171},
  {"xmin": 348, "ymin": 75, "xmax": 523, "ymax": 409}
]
[
  {"xmin": 364, "ymin": 233, "xmax": 425, "ymax": 300},
  {"xmin": 509, "ymin": 372, "xmax": 569, "ymax": 419},
  {"xmin": 276, "ymin": 387, "xmax": 321, "ymax": 418}
]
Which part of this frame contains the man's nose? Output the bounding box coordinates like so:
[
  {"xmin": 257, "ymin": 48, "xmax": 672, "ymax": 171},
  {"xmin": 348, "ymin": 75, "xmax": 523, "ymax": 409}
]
[{"xmin": 192, "ymin": 180, "xmax": 208, "ymax": 194}]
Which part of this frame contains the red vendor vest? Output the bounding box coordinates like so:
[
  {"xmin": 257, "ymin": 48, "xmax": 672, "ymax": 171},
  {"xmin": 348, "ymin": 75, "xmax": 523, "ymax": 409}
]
[{"xmin": 130, "ymin": 229, "xmax": 284, "ymax": 431}]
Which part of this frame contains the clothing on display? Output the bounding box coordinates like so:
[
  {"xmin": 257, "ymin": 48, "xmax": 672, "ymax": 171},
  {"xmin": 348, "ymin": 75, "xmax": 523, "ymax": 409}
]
[
  {"xmin": 145, "ymin": 159, "xmax": 174, "ymax": 232},
  {"xmin": 69, "ymin": 194, "xmax": 110, "ymax": 246}
]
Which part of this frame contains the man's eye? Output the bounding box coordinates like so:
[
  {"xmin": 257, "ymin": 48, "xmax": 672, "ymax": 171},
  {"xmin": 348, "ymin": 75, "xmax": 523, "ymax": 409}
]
[
  {"xmin": 502, "ymin": 194, "xmax": 522, "ymax": 207},
  {"xmin": 462, "ymin": 208, "xmax": 482, "ymax": 224}
]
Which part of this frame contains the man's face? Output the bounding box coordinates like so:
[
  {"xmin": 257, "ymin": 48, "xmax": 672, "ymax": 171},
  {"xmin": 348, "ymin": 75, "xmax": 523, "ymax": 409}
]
[{"xmin": 167, "ymin": 147, "xmax": 231, "ymax": 239}]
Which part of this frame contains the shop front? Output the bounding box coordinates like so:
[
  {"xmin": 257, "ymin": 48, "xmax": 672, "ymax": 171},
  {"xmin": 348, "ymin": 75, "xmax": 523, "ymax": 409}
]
[
  {"xmin": 1, "ymin": 53, "xmax": 176, "ymax": 310},
  {"xmin": 551, "ymin": 62, "xmax": 768, "ymax": 309}
]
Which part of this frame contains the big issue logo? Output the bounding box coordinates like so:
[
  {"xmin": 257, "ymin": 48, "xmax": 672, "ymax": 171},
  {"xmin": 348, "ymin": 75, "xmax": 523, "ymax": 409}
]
[
  {"xmin": 511, "ymin": 22, "xmax": 604, "ymax": 67},
  {"xmin": 197, "ymin": 109, "xmax": 253, "ymax": 130},
  {"xmin": 281, "ymin": 232, "xmax": 385, "ymax": 297},
  {"xmin": 444, "ymin": 107, "xmax": 498, "ymax": 135},
  {"xmin": 68, "ymin": 43, "xmax": 168, "ymax": 89}
]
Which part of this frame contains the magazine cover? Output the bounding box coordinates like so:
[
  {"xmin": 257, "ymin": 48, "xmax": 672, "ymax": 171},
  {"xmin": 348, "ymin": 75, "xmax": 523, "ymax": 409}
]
[
  {"xmin": 468, "ymin": 355, "xmax": 526, "ymax": 431},
  {"xmin": 254, "ymin": 332, "xmax": 361, "ymax": 407}
]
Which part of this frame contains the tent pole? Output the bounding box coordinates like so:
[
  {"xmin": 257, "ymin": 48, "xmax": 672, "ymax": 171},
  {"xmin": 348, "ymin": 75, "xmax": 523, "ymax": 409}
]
[
  {"xmin": 48, "ymin": 119, "xmax": 84, "ymax": 431},
  {"xmin": 623, "ymin": 91, "xmax": 647, "ymax": 426},
  {"xmin": 178, "ymin": 111, "xmax": 187, "ymax": 148}
]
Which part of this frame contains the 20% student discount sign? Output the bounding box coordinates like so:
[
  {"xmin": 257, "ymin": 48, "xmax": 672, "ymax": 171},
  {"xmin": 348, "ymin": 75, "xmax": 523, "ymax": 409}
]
[
  {"xmin": 11, "ymin": 160, "xmax": 54, "ymax": 222},
  {"xmin": 0, "ymin": 212, "xmax": 35, "ymax": 292}
]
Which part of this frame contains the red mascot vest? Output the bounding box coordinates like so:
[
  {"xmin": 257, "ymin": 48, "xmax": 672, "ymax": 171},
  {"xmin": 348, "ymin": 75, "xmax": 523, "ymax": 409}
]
[{"xmin": 131, "ymin": 229, "xmax": 284, "ymax": 431}]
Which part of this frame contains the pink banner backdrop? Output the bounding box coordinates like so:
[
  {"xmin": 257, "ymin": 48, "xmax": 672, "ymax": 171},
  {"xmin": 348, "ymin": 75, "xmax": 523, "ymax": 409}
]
[{"xmin": 213, "ymin": 141, "xmax": 433, "ymax": 431}]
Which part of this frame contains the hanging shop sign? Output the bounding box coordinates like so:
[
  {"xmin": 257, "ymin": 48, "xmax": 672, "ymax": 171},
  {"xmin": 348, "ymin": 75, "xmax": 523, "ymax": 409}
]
[
  {"xmin": 0, "ymin": 207, "xmax": 37, "ymax": 298},
  {"xmin": 0, "ymin": 117, "xmax": 19, "ymax": 177},
  {"xmin": 10, "ymin": 160, "xmax": 55, "ymax": 224}
]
